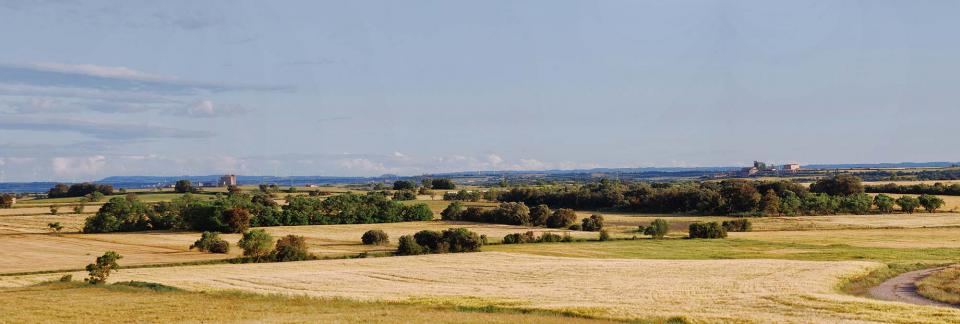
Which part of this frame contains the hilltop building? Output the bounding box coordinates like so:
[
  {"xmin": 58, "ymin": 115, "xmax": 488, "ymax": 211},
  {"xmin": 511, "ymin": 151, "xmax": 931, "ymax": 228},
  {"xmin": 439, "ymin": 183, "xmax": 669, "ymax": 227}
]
[
  {"xmin": 218, "ymin": 174, "xmax": 237, "ymax": 187},
  {"xmin": 782, "ymin": 164, "xmax": 801, "ymax": 172}
]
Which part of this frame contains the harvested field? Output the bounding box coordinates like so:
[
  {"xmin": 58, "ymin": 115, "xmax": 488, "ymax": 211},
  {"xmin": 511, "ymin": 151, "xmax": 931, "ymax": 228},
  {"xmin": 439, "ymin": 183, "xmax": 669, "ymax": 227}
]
[
  {"xmin": 0, "ymin": 221, "xmax": 594, "ymax": 274},
  {"xmin": 6, "ymin": 252, "xmax": 956, "ymax": 322},
  {"xmin": 733, "ymin": 227, "xmax": 960, "ymax": 248},
  {"xmin": 591, "ymin": 212, "xmax": 960, "ymax": 233},
  {"xmin": 0, "ymin": 214, "xmax": 90, "ymax": 234}
]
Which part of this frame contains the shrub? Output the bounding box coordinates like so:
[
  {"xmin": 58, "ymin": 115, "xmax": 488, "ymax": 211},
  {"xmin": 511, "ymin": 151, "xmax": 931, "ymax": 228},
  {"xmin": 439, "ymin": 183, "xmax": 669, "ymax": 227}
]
[
  {"xmin": 361, "ymin": 229, "xmax": 390, "ymax": 245},
  {"xmin": 47, "ymin": 222, "xmax": 63, "ymax": 233},
  {"xmin": 546, "ymin": 209, "xmax": 577, "ymax": 228},
  {"xmin": 272, "ymin": 235, "xmax": 312, "ymax": 262},
  {"xmin": 598, "ymin": 229, "xmax": 611, "ymax": 241},
  {"xmin": 644, "ymin": 218, "xmax": 669, "ymax": 239},
  {"xmin": 190, "ymin": 231, "xmax": 230, "ymax": 253},
  {"xmin": 502, "ymin": 231, "xmax": 537, "ymax": 244},
  {"xmin": 400, "ymin": 203, "xmax": 434, "ymax": 221},
  {"xmin": 539, "ymin": 232, "xmax": 563, "ymax": 242},
  {"xmin": 581, "ymin": 214, "xmax": 604, "ymax": 231},
  {"xmin": 0, "ymin": 193, "xmax": 14, "ymax": 208},
  {"xmin": 918, "ymin": 194, "xmax": 945, "ymax": 213},
  {"xmin": 224, "ymin": 208, "xmax": 251, "ymax": 233},
  {"xmin": 85, "ymin": 251, "xmax": 122, "ymax": 284},
  {"xmin": 413, "ymin": 230, "xmax": 446, "ymax": 253},
  {"xmin": 440, "ymin": 201, "xmax": 464, "ymax": 220},
  {"xmin": 238, "ymin": 229, "xmax": 273, "ymax": 258},
  {"xmin": 568, "ymin": 224, "xmax": 582, "ymax": 231},
  {"xmin": 430, "ymin": 178, "xmax": 456, "ymax": 190},
  {"xmin": 392, "ymin": 180, "xmax": 417, "ymax": 191},
  {"xmin": 896, "ymin": 196, "xmax": 921, "ymax": 213},
  {"xmin": 174, "ymin": 180, "xmax": 194, "ymax": 193},
  {"xmin": 49, "ymin": 205, "xmax": 58, "ymax": 215},
  {"xmin": 492, "ymin": 202, "xmax": 530, "ymax": 225},
  {"xmin": 689, "ymin": 222, "xmax": 727, "ymax": 239},
  {"xmin": 396, "ymin": 235, "xmax": 426, "ymax": 255},
  {"xmin": 721, "ymin": 219, "xmax": 752, "ymax": 232},
  {"xmin": 59, "ymin": 274, "xmax": 72, "ymax": 282},
  {"xmin": 392, "ymin": 190, "xmax": 417, "ymax": 201}
]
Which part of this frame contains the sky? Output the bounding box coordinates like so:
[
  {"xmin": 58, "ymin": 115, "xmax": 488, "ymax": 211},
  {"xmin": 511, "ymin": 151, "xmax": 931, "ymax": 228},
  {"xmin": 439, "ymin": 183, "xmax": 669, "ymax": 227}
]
[{"xmin": 0, "ymin": 0, "xmax": 958, "ymax": 182}]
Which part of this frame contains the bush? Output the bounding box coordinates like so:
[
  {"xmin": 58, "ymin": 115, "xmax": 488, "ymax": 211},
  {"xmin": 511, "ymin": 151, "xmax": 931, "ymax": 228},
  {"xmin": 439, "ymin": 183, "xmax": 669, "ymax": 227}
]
[
  {"xmin": 361, "ymin": 229, "xmax": 390, "ymax": 245},
  {"xmin": 392, "ymin": 190, "xmax": 417, "ymax": 201},
  {"xmin": 440, "ymin": 201, "xmax": 464, "ymax": 220},
  {"xmin": 413, "ymin": 230, "xmax": 446, "ymax": 253},
  {"xmin": 401, "ymin": 203, "xmax": 435, "ymax": 221},
  {"xmin": 643, "ymin": 218, "xmax": 669, "ymax": 239},
  {"xmin": 238, "ymin": 229, "xmax": 273, "ymax": 258},
  {"xmin": 0, "ymin": 193, "xmax": 14, "ymax": 208},
  {"xmin": 581, "ymin": 214, "xmax": 604, "ymax": 231},
  {"xmin": 502, "ymin": 231, "xmax": 537, "ymax": 244},
  {"xmin": 272, "ymin": 235, "xmax": 312, "ymax": 262},
  {"xmin": 396, "ymin": 235, "xmax": 426, "ymax": 255},
  {"xmin": 546, "ymin": 209, "xmax": 577, "ymax": 228},
  {"xmin": 49, "ymin": 205, "xmax": 58, "ymax": 215},
  {"xmin": 393, "ymin": 180, "xmax": 417, "ymax": 191},
  {"xmin": 47, "ymin": 222, "xmax": 63, "ymax": 233},
  {"xmin": 874, "ymin": 194, "xmax": 896, "ymax": 213},
  {"xmin": 721, "ymin": 219, "xmax": 752, "ymax": 232},
  {"xmin": 174, "ymin": 180, "xmax": 194, "ymax": 193},
  {"xmin": 443, "ymin": 228, "xmax": 484, "ymax": 253},
  {"xmin": 568, "ymin": 224, "xmax": 582, "ymax": 231},
  {"xmin": 59, "ymin": 274, "xmax": 72, "ymax": 282},
  {"xmin": 224, "ymin": 208, "xmax": 251, "ymax": 233},
  {"xmin": 190, "ymin": 231, "xmax": 230, "ymax": 253},
  {"xmin": 73, "ymin": 204, "xmax": 84, "ymax": 214},
  {"xmin": 492, "ymin": 202, "xmax": 530, "ymax": 225},
  {"xmin": 539, "ymin": 232, "xmax": 563, "ymax": 242},
  {"xmin": 689, "ymin": 222, "xmax": 727, "ymax": 239},
  {"xmin": 85, "ymin": 251, "xmax": 122, "ymax": 284},
  {"xmin": 598, "ymin": 229, "xmax": 611, "ymax": 241}
]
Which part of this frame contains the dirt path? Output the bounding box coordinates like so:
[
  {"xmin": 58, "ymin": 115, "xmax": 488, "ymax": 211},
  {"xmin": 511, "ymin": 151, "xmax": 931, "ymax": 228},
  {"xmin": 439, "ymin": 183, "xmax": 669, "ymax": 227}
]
[{"xmin": 869, "ymin": 267, "xmax": 960, "ymax": 309}]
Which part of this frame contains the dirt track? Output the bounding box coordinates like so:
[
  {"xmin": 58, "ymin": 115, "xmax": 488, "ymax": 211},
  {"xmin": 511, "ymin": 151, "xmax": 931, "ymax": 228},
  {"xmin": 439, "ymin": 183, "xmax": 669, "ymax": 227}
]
[{"xmin": 869, "ymin": 267, "xmax": 960, "ymax": 309}]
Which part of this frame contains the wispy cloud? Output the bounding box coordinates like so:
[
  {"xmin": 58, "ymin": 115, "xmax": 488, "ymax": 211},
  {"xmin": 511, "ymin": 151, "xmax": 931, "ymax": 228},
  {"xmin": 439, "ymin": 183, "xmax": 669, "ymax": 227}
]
[
  {"xmin": 0, "ymin": 117, "xmax": 211, "ymax": 139},
  {"xmin": 167, "ymin": 100, "xmax": 249, "ymax": 118}
]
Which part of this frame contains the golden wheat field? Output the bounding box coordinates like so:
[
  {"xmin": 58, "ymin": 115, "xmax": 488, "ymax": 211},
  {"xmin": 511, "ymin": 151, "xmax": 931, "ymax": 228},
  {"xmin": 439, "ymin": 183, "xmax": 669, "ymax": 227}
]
[
  {"xmin": 0, "ymin": 221, "xmax": 595, "ymax": 274},
  {"xmin": 5, "ymin": 252, "xmax": 958, "ymax": 323},
  {"xmin": 732, "ymin": 227, "xmax": 960, "ymax": 248}
]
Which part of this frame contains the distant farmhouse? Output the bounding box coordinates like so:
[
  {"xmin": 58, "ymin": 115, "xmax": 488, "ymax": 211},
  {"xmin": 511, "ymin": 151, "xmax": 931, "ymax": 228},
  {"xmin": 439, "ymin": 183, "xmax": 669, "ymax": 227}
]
[{"xmin": 218, "ymin": 174, "xmax": 237, "ymax": 187}]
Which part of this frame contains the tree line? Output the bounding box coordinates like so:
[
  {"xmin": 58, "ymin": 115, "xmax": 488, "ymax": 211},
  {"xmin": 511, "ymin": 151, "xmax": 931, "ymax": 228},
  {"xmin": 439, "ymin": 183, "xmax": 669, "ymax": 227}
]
[
  {"xmin": 865, "ymin": 182, "xmax": 960, "ymax": 196},
  {"xmin": 48, "ymin": 183, "xmax": 114, "ymax": 198},
  {"xmin": 83, "ymin": 191, "xmax": 434, "ymax": 233}
]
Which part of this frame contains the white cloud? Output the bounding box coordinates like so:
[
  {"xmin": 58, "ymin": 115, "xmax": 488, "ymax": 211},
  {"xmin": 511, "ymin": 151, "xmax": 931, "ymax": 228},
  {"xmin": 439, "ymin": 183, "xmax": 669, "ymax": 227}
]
[
  {"xmin": 170, "ymin": 100, "xmax": 248, "ymax": 118},
  {"xmin": 51, "ymin": 155, "xmax": 106, "ymax": 178},
  {"xmin": 486, "ymin": 154, "xmax": 504, "ymax": 165},
  {"xmin": 28, "ymin": 62, "xmax": 176, "ymax": 82}
]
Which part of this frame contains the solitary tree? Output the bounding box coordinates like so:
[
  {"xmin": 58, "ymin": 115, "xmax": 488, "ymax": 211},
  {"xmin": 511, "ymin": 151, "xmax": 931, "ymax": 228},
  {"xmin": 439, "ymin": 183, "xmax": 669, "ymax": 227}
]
[
  {"xmin": 238, "ymin": 229, "xmax": 274, "ymax": 260},
  {"xmin": 85, "ymin": 251, "xmax": 122, "ymax": 284},
  {"xmin": 644, "ymin": 218, "xmax": 669, "ymax": 239},
  {"xmin": 0, "ymin": 193, "xmax": 14, "ymax": 208},
  {"xmin": 174, "ymin": 180, "xmax": 194, "ymax": 193}
]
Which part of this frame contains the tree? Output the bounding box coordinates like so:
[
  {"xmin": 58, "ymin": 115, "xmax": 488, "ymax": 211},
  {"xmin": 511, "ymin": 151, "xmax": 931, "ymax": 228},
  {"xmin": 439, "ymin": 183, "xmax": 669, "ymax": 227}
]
[
  {"xmin": 810, "ymin": 174, "xmax": 864, "ymax": 196},
  {"xmin": 396, "ymin": 235, "xmax": 426, "ymax": 255},
  {"xmin": 759, "ymin": 190, "xmax": 780, "ymax": 215},
  {"xmin": 189, "ymin": 231, "xmax": 230, "ymax": 253},
  {"xmin": 174, "ymin": 180, "xmax": 194, "ymax": 194},
  {"xmin": 48, "ymin": 183, "xmax": 70, "ymax": 198},
  {"xmin": 393, "ymin": 180, "xmax": 417, "ymax": 191},
  {"xmin": 688, "ymin": 222, "xmax": 727, "ymax": 239},
  {"xmin": 896, "ymin": 196, "xmax": 921, "ymax": 213},
  {"xmin": 227, "ymin": 185, "xmax": 242, "ymax": 195},
  {"xmin": 546, "ymin": 209, "xmax": 577, "ymax": 228},
  {"xmin": 918, "ymin": 194, "xmax": 945, "ymax": 213},
  {"xmin": 779, "ymin": 191, "xmax": 802, "ymax": 215},
  {"xmin": 529, "ymin": 204, "xmax": 552, "ymax": 227},
  {"xmin": 441, "ymin": 228, "xmax": 483, "ymax": 253},
  {"xmin": 361, "ymin": 229, "xmax": 390, "ymax": 245},
  {"xmin": 421, "ymin": 178, "xmax": 433, "ymax": 189},
  {"xmin": 873, "ymin": 194, "xmax": 896, "ymax": 213},
  {"xmin": 581, "ymin": 214, "xmax": 604, "ymax": 231},
  {"xmin": 440, "ymin": 201, "xmax": 464, "ymax": 221},
  {"xmin": 85, "ymin": 251, "xmax": 122, "ymax": 284},
  {"xmin": 840, "ymin": 193, "xmax": 873, "ymax": 214},
  {"xmin": 238, "ymin": 229, "xmax": 273, "ymax": 259},
  {"xmin": 644, "ymin": 218, "xmax": 669, "ymax": 239},
  {"xmin": 721, "ymin": 180, "xmax": 761, "ymax": 213},
  {"xmin": 392, "ymin": 190, "xmax": 417, "ymax": 201},
  {"xmin": 492, "ymin": 202, "xmax": 530, "ymax": 225},
  {"xmin": 272, "ymin": 235, "xmax": 311, "ymax": 262},
  {"xmin": 83, "ymin": 197, "xmax": 155, "ymax": 233},
  {"xmin": 0, "ymin": 193, "xmax": 15, "ymax": 208},
  {"xmin": 224, "ymin": 208, "xmax": 251, "ymax": 233},
  {"xmin": 430, "ymin": 178, "xmax": 456, "ymax": 190}
]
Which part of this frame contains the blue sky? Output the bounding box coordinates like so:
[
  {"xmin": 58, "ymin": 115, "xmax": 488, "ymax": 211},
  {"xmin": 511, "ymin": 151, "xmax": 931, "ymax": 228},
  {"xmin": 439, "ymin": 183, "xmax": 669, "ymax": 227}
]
[{"xmin": 0, "ymin": 0, "xmax": 958, "ymax": 182}]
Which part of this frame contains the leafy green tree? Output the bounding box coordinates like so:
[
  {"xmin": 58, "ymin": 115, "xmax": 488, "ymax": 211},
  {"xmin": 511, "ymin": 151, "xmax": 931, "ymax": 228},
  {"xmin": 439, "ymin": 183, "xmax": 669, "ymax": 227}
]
[
  {"xmin": 224, "ymin": 208, "xmax": 251, "ymax": 233},
  {"xmin": 440, "ymin": 201, "xmax": 464, "ymax": 221},
  {"xmin": 529, "ymin": 204, "xmax": 552, "ymax": 227},
  {"xmin": 720, "ymin": 180, "xmax": 761, "ymax": 213},
  {"xmin": 873, "ymin": 194, "xmax": 896, "ymax": 213},
  {"xmin": 644, "ymin": 218, "xmax": 669, "ymax": 239},
  {"xmin": 810, "ymin": 174, "xmax": 864, "ymax": 196},
  {"xmin": 779, "ymin": 191, "xmax": 802, "ymax": 215},
  {"xmin": 84, "ymin": 197, "xmax": 156, "ymax": 233},
  {"xmin": 175, "ymin": 180, "xmax": 194, "ymax": 194},
  {"xmin": 272, "ymin": 235, "xmax": 311, "ymax": 262},
  {"xmin": 896, "ymin": 196, "xmax": 921, "ymax": 213},
  {"xmin": 441, "ymin": 228, "xmax": 483, "ymax": 253},
  {"xmin": 85, "ymin": 251, "xmax": 122, "ymax": 284},
  {"xmin": 492, "ymin": 202, "xmax": 530, "ymax": 225},
  {"xmin": 238, "ymin": 229, "xmax": 273, "ymax": 259},
  {"xmin": 840, "ymin": 193, "xmax": 873, "ymax": 215},
  {"xmin": 581, "ymin": 214, "xmax": 604, "ymax": 231},
  {"xmin": 430, "ymin": 178, "xmax": 456, "ymax": 190},
  {"xmin": 759, "ymin": 189, "xmax": 780, "ymax": 215},
  {"xmin": 392, "ymin": 190, "xmax": 417, "ymax": 201},
  {"xmin": 918, "ymin": 194, "xmax": 945, "ymax": 213},
  {"xmin": 688, "ymin": 222, "xmax": 727, "ymax": 239},
  {"xmin": 392, "ymin": 180, "xmax": 417, "ymax": 191},
  {"xmin": 546, "ymin": 209, "xmax": 577, "ymax": 228},
  {"xmin": 396, "ymin": 235, "xmax": 426, "ymax": 255}
]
